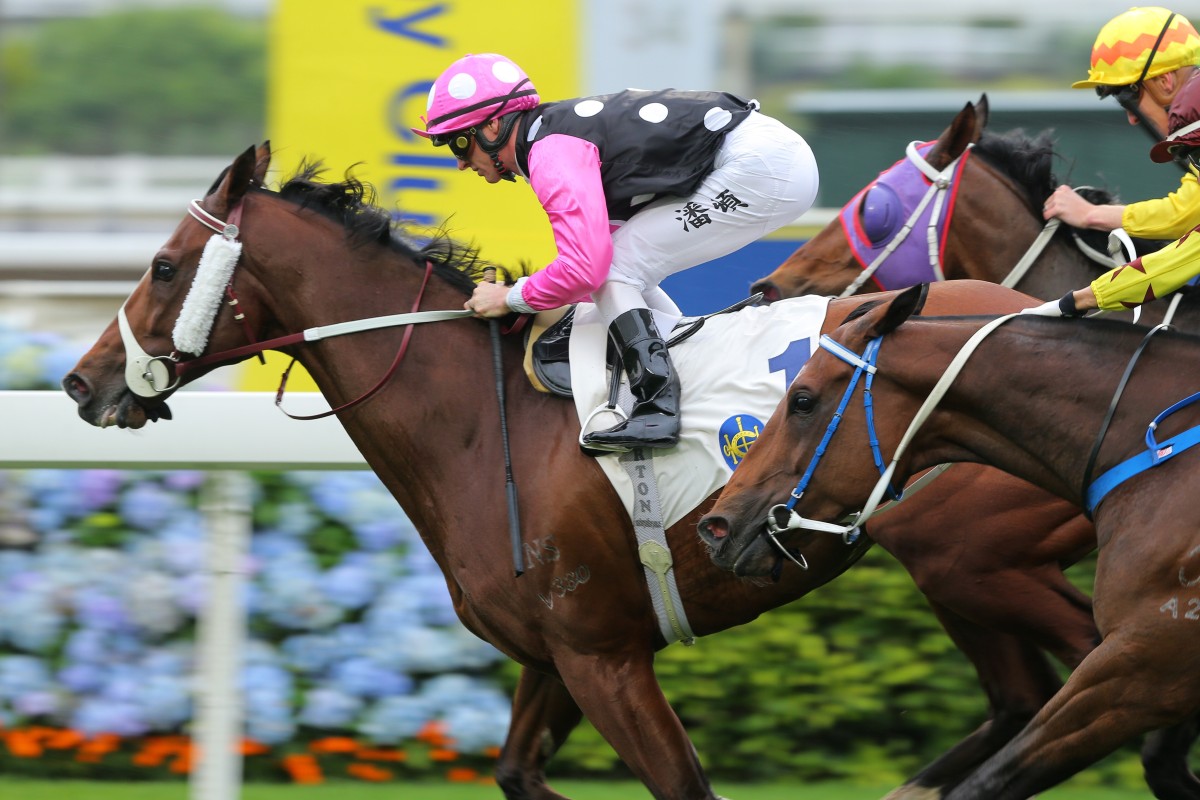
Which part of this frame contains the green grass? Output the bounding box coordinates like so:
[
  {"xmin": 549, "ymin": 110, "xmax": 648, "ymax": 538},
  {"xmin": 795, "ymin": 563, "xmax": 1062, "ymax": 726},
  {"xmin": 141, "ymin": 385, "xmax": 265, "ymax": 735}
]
[{"xmin": 0, "ymin": 780, "xmax": 1157, "ymax": 799}]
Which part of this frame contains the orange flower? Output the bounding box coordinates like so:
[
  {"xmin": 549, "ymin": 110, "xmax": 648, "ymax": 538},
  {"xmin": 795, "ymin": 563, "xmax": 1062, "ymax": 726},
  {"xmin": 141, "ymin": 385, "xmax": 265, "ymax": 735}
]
[
  {"xmin": 28, "ymin": 726, "xmax": 59, "ymax": 742},
  {"xmin": 141, "ymin": 735, "xmax": 189, "ymax": 755},
  {"xmin": 429, "ymin": 748, "xmax": 459, "ymax": 762},
  {"xmin": 132, "ymin": 751, "xmax": 166, "ymax": 767},
  {"xmin": 75, "ymin": 733, "xmax": 121, "ymax": 763},
  {"xmin": 240, "ymin": 738, "xmax": 271, "ymax": 756},
  {"xmin": 45, "ymin": 729, "xmax": 86, "ymax": 750},
  {"xmin": 169, "ymin": 753, "xmax": 192, "ymax": 774},
  {"xmin": 347, "ymin": 762, "xmax": 393, "ymax": 781},
  {"xmin": 483, "ymin": 746, "xmax": 502, "ymax": 759},
  {"xmin": 355, "ymin": 747, "xmax": 407, "ymax": 762},
  {"xmin": 5, "ymin": 731, "xmax": 43, "ymax": 758},
  {"xmin": 447, "ymin": 767, "xmax": 479, "ymax": 783},
  {"xmin": 281, "ymin": 752, "xmax": 324, "ymax": 784},
  {"xmin": 416, "ymin": 720, "xmax": 450, "ymax": 747},
  {"xmin": 308, "ymin": 736, "xmax": 359, "ymax": 754}
]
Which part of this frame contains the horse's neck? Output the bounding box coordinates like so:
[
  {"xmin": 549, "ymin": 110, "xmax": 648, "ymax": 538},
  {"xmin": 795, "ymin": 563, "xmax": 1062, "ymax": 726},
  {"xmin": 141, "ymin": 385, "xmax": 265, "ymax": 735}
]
[
  {"xmin": 896, "ymin": 318, "xmax": 1125, "ymax": 504},
  {"xmin": 265, "ymin": 256, "xmax": 535, "ymax": 549},
  {"xmin": 949, "ymin": 215, "xmax": 1100, "ymax": 301}
]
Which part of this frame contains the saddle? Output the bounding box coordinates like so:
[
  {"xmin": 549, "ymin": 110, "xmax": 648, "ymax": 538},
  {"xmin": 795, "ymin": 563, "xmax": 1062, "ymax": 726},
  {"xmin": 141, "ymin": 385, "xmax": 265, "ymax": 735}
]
[
  {"xmin": 524, "ymin": 306, "xmax": 582, "ymax": 398},
  {"xmin": 524, "ymin": 294, "xmax": 764, "ymax": 399}
]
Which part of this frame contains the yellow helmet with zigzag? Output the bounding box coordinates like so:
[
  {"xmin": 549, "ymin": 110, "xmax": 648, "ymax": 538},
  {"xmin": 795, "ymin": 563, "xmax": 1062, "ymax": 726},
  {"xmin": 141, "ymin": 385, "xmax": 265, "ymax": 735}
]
[{"xmin": 1073, "ymin": 7, "xmax": 1200, "ymax": 89}]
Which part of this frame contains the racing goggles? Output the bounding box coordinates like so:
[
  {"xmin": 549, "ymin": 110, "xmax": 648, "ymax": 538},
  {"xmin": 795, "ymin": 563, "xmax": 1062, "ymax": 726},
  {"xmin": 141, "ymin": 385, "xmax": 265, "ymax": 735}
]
[
  {"xmin": 432, "ymin": 128, "xmax": 476, "ymax": 161},
  {"xmin": 1095, "ymin": 83, "xmax": 1143, "ymax": 107}
]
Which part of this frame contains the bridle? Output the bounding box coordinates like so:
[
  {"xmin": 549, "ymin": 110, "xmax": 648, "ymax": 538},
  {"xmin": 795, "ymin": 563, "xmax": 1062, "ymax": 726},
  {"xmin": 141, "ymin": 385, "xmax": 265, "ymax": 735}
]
[
  {"xmin": 762, "ymin": 308, "xmax": 1023, "ymax": 567},
  {"xmin": 117, "ymin": 197, "xmax": 472, "ymax": 417},
  {"xmin": 839, "ymin": 141, "xmax": 973, "ymax": 296},
  {"xmin": 838, "ymin": 140, "xmax": 1115, "ymax": 300}
]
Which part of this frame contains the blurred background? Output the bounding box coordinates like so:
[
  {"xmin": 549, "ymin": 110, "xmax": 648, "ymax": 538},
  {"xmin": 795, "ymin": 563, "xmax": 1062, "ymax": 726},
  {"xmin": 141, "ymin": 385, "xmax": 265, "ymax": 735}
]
[{"xmin": 0, "ymin": 0, "xmax": 1177, "ymax": 793}]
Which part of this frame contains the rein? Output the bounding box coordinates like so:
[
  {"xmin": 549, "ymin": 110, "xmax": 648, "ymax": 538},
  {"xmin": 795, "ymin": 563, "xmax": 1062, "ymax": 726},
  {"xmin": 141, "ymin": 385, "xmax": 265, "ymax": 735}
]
[{"xmin": 117, "ymin": 199, "xmax": 472, "ymax": 415}]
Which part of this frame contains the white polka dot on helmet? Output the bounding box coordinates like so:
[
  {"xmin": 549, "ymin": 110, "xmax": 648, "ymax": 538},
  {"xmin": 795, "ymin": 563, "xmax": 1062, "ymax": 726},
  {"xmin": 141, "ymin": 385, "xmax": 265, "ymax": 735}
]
[{"xmin": 412, "ymin": 53, "xmax": 540, "ymax": 139}]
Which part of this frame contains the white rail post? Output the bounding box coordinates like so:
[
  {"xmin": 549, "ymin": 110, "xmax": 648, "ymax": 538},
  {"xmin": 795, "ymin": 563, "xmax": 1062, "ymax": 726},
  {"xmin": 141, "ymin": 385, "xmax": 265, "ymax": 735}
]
[{"xmin": 191, "ymin": 471, "xmax": 253, "ymax": 800}]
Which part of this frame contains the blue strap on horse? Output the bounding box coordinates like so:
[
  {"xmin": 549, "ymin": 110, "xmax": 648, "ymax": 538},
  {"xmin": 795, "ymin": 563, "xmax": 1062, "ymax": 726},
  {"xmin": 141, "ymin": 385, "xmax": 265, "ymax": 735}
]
[
  {"xmin": 1087, "ymin": 391, "xmax": 1200, "ymax": 515},
  {"xmin": 783, "ymin": 334, "xmax": 903, "ymax": 529}
]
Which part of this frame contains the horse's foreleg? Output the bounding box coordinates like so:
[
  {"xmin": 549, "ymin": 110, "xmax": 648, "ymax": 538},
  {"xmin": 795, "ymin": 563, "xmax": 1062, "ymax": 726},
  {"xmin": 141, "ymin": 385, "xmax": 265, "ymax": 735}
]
[
  {"xmin": 1141, "ymin": 716, "xmax": 1200, "ymax": 800},
  {"xmin": 495, "ymin": 666, "xmax": 584, "ymax": 800},
  {"xmin": 943, "ymin": 635, "xmax": 1193, "ymax": 800},
  {"xmin": 555, "ymin": 651, "xmax": 717, "ymax": 800},
  {"xmin": 884, "ymin": 604, "xmax": 1062, "ymax": 800}
]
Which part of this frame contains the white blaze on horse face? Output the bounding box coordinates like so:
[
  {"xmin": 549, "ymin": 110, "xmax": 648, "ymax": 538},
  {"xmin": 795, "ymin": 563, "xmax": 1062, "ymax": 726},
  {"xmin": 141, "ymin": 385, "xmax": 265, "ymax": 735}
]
[{"xmin": 118, "ymin": 303, "xmax": 176, "ymax": 397}]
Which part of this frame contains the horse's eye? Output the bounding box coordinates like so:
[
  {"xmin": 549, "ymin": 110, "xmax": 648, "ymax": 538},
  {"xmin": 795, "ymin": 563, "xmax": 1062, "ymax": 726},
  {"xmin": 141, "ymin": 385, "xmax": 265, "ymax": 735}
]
[
  {"xmin": 152, "ymin": 260, "xmax": 177, "ymax": 282},
  {"xmin": 791, "ymin": 392, "xmax": 816, "ymax": 415}
]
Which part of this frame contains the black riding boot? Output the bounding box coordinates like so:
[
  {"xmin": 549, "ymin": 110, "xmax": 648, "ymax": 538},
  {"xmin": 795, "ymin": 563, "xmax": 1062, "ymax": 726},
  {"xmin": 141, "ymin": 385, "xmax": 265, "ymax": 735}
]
[{"xmin": 581, "ymin": 308, "xmax": 681, "ymax": 452}]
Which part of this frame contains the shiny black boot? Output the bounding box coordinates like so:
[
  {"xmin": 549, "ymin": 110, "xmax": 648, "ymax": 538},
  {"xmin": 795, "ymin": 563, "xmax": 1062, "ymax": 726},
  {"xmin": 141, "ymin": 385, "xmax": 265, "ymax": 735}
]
[{"xmin": 582, "ymin": 308, "xmax": 681, "ymax": 453}]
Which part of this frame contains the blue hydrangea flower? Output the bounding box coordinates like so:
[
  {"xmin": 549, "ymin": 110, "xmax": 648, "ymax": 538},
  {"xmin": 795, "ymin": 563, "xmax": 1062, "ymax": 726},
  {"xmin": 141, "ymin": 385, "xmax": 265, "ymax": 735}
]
[
  {"xmin": 297, "ymin": 687, "xmax": 364, "ymax": 729},
  {"xmin": 356, "ymin": 695, "xmax": 438, "ymax": 744},
  {"xmin": 119, "ymin": 480, "xmax": 183, "ymax": 531},
  {"xmin": 328, "ymin": 657, "xmax": 413, "ymax": 699}
]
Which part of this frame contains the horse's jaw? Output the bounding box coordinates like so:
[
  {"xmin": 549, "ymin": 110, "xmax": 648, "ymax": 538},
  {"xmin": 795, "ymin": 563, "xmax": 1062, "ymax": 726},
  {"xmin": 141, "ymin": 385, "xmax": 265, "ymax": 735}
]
[{"xmin": 61, "ymin": 370, "xmax": 172, "ymax": 430}]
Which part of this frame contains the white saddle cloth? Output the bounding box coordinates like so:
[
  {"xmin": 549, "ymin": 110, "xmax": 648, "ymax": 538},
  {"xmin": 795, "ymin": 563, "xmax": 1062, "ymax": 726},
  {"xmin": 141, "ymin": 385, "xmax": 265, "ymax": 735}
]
[{"xmin": 569, "ymin": 296, "xmax": 831, "ymax": 528}]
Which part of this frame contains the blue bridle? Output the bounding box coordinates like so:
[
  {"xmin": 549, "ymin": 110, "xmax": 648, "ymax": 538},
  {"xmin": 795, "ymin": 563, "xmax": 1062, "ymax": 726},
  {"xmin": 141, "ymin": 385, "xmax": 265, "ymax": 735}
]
[{"xmin": 766, "ymin": 333, "xmax": 904, "ymax": 552}]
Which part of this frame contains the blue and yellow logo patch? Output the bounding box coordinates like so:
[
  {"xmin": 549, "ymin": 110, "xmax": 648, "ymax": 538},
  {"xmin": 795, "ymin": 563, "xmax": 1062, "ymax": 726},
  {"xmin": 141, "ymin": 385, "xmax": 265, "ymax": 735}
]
[{"xmin": 719, "ymin": 414, "xmax": 763, "ymax": 470}]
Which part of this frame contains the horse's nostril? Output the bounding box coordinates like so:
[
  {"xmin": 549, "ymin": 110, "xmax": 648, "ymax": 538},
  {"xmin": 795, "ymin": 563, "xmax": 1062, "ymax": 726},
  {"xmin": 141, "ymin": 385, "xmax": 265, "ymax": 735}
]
[
  {"xmin": 700, "ymin": 516, "xmax": 729, "ymax": 540},
  {"xmin": 61, "ymin": 373, "xmax": 91, "ymax": 404},
  {"xmin": 751, "ymin": 282, "xmax": 780, "ymax": 304}
]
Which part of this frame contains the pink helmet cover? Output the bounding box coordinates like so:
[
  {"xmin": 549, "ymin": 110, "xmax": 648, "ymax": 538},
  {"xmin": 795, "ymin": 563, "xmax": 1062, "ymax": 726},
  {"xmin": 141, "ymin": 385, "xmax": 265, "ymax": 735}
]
[{"xmin": 413, "ymin": 53, "xmax": 540, "ymax": 139}]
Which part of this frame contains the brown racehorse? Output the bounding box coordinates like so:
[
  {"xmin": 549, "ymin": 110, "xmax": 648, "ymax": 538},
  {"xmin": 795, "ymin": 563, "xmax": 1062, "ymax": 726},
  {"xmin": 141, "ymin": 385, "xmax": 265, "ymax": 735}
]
[
  {"xmin": 750, "ymin": 95, "xmax": 1200, "ymax": 798},
  {"xmin": 59, "ymin": 143, "xmax": 1174, "ymax": 800},
  {"xmin": 699, "ymin": 281, "xmax": 1200, "ymax": 799}
]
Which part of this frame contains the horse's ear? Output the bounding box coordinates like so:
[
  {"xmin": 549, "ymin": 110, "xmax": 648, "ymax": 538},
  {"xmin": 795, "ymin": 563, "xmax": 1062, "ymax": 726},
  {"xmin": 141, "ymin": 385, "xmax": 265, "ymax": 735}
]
[
  {"xmin": 975, "ymin": 94, "xmax": 989, "ymax": 130},
  {"xmin": 870, "ymin": 285, "xmax": 928, "ymax": 338},
  {"xmin": 212, "ymin": 144, "xmax": 267, "ymax": 214},
  {"xmin": 925, "ymin": 101, "xmax": 983, "ymax": 170},
  {"xmin": 254, "ymin": 140, "xmax": 272, "ymax": 185}
]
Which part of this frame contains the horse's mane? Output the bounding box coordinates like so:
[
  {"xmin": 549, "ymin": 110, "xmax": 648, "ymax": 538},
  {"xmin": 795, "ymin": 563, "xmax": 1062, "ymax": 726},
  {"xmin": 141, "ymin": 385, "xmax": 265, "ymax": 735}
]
[
  {"xmin": 973, "ymin": 128, "xmax": 1117, "ymax": 255},
  {"xmin": 268, "ymin": 160, "xmax": 510, "ymax": 296},
  {"xmin": 974, "ymin": 128, "xmax": 1182, "ymax": 265}
]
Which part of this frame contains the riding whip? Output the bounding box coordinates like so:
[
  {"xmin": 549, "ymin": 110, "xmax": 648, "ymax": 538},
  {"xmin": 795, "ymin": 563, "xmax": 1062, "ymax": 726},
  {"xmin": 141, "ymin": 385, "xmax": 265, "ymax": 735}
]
[{"xmin": 483, "ymin": 267, "xmax": 525, "ymax": 577}]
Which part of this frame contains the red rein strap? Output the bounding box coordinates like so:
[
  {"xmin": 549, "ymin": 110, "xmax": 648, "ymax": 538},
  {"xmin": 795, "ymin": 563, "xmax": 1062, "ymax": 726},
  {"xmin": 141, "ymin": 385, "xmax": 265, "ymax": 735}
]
[
  {"xmin": 276, "ymin": 259, "xmax": 437, "ymax": 421},
  {"xmin": 175, "ymin": 260, "xmax": 437, "ymax": 420}
]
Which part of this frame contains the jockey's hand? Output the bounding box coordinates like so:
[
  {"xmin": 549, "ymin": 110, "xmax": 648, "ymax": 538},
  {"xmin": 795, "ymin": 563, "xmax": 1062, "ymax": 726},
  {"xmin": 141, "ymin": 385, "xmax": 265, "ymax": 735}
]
[
  {"xmin": 466, "ymin": 281, "xmax": 512, "ymax": 318},
  {"xmin": 1042, "ymin": 185, "xmax": 1092, "ymax": 227},
  {"xmin": 1021, "ymin": 288, "xmax": 1096, "ymax": 318}
]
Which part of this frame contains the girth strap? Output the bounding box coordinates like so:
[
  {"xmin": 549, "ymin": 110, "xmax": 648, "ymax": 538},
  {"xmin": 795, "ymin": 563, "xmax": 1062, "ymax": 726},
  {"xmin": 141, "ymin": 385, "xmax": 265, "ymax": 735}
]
[{"xmin": 619, "ymin": 446, "xmax": 695, "ymax": 646}]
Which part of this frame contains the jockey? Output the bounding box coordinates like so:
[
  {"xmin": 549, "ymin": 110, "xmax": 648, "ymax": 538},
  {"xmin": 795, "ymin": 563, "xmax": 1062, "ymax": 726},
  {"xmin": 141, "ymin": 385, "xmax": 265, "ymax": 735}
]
[
  {"xmin": 1042, "ymin": 7, "xmax": 1200, "ymax": 233},
  {"xmin": 1056, "ymin": 79, "xmax": 1200, "ymax": 314},
  {"xmin": 413, "ymin": 53, "xmax": 819, "ymax": 454}
]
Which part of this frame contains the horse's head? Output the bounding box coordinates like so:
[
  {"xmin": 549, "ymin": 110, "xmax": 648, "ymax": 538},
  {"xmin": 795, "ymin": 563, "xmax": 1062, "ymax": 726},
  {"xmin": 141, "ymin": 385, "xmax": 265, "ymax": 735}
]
[
  {"xmin": 62, "ymin": 143, "xmax": 272, "ymax": 428},
  {"xmin": 699, "ymin": 285, "xmax": 929, "ymax": 576},
  {"xmin": 751, "ymin": 97, "xmax": 988, "ymax": 302}
]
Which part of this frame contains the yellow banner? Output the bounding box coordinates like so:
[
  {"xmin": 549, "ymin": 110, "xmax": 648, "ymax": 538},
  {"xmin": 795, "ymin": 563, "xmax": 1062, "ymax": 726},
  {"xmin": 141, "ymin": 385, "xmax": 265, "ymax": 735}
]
[{"xmin": 242, "ymin": 0, "xmax": 580, "ymax": 390}]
